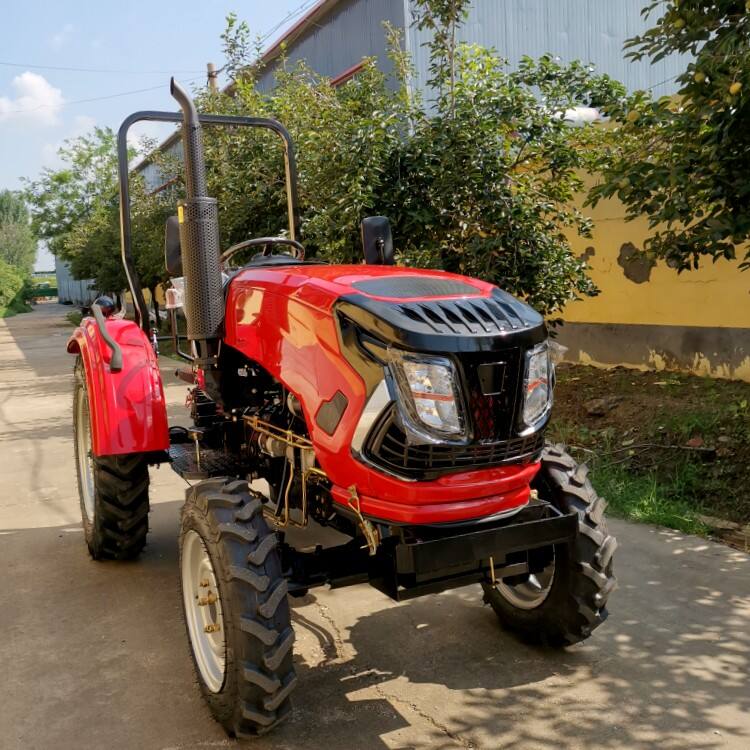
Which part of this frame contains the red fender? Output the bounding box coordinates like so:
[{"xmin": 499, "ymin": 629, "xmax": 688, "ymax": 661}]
[{"xmin": 67, "ymin": 317, "xmax": 169, "ymax": 457}]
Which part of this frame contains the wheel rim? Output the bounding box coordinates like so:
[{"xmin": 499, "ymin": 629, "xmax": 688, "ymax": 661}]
[
  {"xmin": 494, "ymin": 551, "xmax": 556, "ymax": 610},
  {"xmin": 75, "ymin": 386, "xmax": 96, "ymax": 522},
  {"xmin": 181, "ymin": 530, "xmax": 226, "ymax": 692}
]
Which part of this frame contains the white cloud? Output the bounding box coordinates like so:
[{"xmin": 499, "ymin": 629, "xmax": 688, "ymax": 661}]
[
  {"xmin": 51, "ymin": 23, "xmax": 74, "ymax": 50},
  {"xmin": 0, "ymin": 72, "xmax": 65, "ymax": 126}
]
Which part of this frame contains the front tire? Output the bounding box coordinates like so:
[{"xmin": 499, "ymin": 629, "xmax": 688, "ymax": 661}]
[
  {"xmin": 482, "ymin": 443, "xmax": 617, "ymax": 646},
  {"xmin": 73, "ymin": 358, "xmax": 150, "ymax": 560},
  {"xmin": 179, "ymin": 479, "xmax": 297, "ymax": 738}
]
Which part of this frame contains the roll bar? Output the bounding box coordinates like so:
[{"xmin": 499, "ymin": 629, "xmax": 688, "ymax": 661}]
[{"xmin": 117, "ymin": 110, "xmax": 302, "ymax": 331}]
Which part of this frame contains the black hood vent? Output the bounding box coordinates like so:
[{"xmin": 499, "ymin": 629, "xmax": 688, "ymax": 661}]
[
  {"xmin": 336, "ymin": 287, "xmax": 545, "ymax": 353},
  {"xmin": 398, "ymin": 296, "xmax": 528, "ymax": 336}
]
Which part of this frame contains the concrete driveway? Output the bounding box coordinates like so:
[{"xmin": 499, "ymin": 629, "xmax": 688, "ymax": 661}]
[{"xmin": 2, "ymin": 304, "xmax": 749, "ymax": 750}]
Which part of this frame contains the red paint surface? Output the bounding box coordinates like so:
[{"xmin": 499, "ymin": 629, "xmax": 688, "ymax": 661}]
[
  {"xmin": 67, "ymin": 318, "xmax": 169, "ymax": 457},
  {"xmin": 224, "ymin": 264, "xmax": 536, "ymax": 523}
]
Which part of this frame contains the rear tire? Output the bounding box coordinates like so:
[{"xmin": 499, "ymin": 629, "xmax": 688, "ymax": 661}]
[
  {"xmin": 73, "ymin": 358, "xmax": 150, "ymax": 560},
  {"xmin": 482, "ymin": 443, "xmax": 617, "ymax": 646},
  {"xmin": 179, "ymin": 479, "xmax": 297, "ymax": 738}
]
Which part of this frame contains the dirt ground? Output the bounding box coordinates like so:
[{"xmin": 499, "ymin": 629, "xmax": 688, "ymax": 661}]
[{"xmin": 549, "ymin": 364, "xmax": 750, "ymax": 525}]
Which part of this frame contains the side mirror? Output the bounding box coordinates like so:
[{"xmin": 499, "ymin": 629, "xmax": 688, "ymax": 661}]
[
  {"xmin": 361, "ymin": 216, "xmax": 394, "ymax": 265},
  {"xmin": 165, "ymin": 215, "xmax": 183, "ymax": 276},
  {"xmin": 93, "ymin": 295, "xmax": 116, "ymax": 317}
]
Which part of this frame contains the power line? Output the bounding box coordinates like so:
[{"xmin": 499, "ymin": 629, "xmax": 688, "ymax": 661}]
[
  {"xmin": 0, "ymin": 60, "xmax": 205, "ymax": 75},
  {"xmin": 256, "ymin": 0, "xmax": 319, "ymax": 45},
  {"xmin": 6, "ymin": 76, "xmax": 203, "ymax": 115},
  {"xmin": 3, "ymin": 1, "xmax": 323, "ymax": 115}
]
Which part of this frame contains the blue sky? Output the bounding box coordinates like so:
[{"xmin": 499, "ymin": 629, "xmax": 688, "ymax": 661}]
[{"xmin": 1, "ymin": 0, "xmax": 308, "ymax": 269}]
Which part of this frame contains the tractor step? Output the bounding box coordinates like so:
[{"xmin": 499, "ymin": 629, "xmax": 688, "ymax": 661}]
[{"xmin": 168, "ymin": 443, "xmax": 245, "ymax": 481}]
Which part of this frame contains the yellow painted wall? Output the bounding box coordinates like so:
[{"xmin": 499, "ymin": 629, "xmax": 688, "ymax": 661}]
[
  {"xmin": 555, "ymin": 188, "xmax": 750, "ymax": 382},
  {"xmin": 562, "ymin": 196, "xmax": 749, "ymax": 329},
  {"xmin": 125, "ymin": 285, "xmax": 167, "ymax": 309}
]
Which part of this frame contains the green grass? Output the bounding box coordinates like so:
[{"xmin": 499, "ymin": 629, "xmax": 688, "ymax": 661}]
[
  {"xmin": 560, "ymin": 428, "xmax": 715, "ymax": 536},
  {"xmin": 549, "ymin": 364, "xmax": 750, "ymax": 535},
  {"xmin": 32, "ymin": 275, "xmax": 56, "ymax": 286},
  {"xmin": 65, "ymin": 310, "xmax": 83, "ymax": 326},
  {"xmin": 590, "ymin": 463, "xmax": 710, "ymax": 535},
  {"xmin": 0, "ymin": 300, "xmax": 32, "ymax": 318}
]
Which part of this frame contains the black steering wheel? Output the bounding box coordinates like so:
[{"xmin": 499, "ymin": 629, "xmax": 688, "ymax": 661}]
[{"xmin": 220, "ymin": 237, "xmax": 305, "ymax": 265}]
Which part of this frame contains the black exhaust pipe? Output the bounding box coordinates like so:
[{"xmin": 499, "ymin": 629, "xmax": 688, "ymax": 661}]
[{"xmin": 170, "ymin": 78, "xmax": 223, "ymax": 365}]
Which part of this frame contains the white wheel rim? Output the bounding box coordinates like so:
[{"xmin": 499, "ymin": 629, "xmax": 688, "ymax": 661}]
[
  {"xmin": 495, "ymin": 552, "xmax": 556, "ymax": 610},
  {"xmin": 75, "ymin": 386, "xmax": 96, "ymax": 522},
  {"xmin": 181, "ymin": 530, "xmax": 226, "ymax": 692}
]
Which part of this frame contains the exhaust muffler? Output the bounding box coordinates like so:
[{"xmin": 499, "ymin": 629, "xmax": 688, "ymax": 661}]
[{"xmin": 170, "ymin": 78, "xmax": 223, "ymax": 365}]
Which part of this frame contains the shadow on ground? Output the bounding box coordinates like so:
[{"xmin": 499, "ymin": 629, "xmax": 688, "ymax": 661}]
[
  {"xmin": 3, "ymin": 499, "xmax": 748, "ymax": 750},
  {"xmin": 3, "ymin": 305, "xmax": 749, "ymax": 749},
  {"xmin": 0, "ymin": 305, "xmax": 73, "ymax": 374},
  {"xmin": 285, "ymin": 526, "xmax": 749, "ymax": 750}
]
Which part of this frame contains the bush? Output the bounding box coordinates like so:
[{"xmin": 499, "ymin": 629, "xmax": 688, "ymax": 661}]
[
  {"xmin": 29, "ymin": 7, "xmax": 627, "ymax": 319},
  {"xmin": 588, "ymin": 0, "xmax": 750, "ymax": 271},
  {"xmin": 0, "ymin": 258, "xmax": 32, "ymax": 317},
  {"xmin": 177, "ymin": 15, "xmax": 626, "ymax": 316}
]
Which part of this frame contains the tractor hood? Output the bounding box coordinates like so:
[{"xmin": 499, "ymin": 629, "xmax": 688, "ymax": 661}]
[{"xmin": 228, "ymin": 263, "xmax": 546, "ymax": 353}]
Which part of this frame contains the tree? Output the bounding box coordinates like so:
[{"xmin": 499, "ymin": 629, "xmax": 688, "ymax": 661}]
[
  {"xmin": 383, "ymin": 38, "xmax": 625, "ymax": 314},
  {"xmin": 0, "ymin": 222, "xmax": 36, "ymax": 275},
  {"xmin": 0, "ymin": 190, "xmax": 36, "ymax": 275},
  {"xmin": 176, "ymin": 9, "xmax": 624, "ymax": 316},
  {"xmin": 0, "ymin": 190, "xmax": 30, "ymax": 225},
  {"xmin": 0, "ymin": 257, "xmax": 30, "ymax": 316},
  {"xmin": 26, "ymin": 5, "xmax": 626, "ymax": 321},
  {"xmin": 411, "ymin": 0, "xmax": 470, "ymax": 113},
  {"xmin": 588, "ymin": 0, "xmax": 750, "ymax": 271},
  {"xmin": 25, "ymin": 128, "xmax": 171, "ymax": 321},
  {"xmin": 26, "ymin": 128, "xmax": 120, "ymax": 260}
]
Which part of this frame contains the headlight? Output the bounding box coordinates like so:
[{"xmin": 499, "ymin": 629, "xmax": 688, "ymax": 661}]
[
  {"xmin": 522, "ymin": 341, "xmax": 553, "ymax": 428},
  {"xmin": 389, "ymin": 349, "xmax": 467, "ymax": 443}
]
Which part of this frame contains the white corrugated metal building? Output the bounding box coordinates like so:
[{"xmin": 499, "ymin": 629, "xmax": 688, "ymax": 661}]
[
  {"xmin": 254, "ymin": 0, "xmax": 682, "ymax": 95},
  {"xmin": 55, "ymin": 255, "xmax": 98, "ymax": 306},
  {"xmin": 136, "ymin": 0, "xmax": 683, "ymax": 193}
]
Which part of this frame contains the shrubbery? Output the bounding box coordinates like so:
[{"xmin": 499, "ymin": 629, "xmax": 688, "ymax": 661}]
[
  {"xmin": 0, "ymin": 190, "xmax": 35, "ymax": 317},
  {"xmin": 589, "ymin": 0, "xmax": 750, "ymax": 271},
  {"xmin": 0, "ymin": 257, "xmax": 31, "ymax": 317}
]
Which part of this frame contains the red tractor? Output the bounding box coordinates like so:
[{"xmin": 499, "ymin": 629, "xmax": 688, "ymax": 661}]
[{"xmin": 68, "ymin": 80, "xmax": 616, "ymax": 738}]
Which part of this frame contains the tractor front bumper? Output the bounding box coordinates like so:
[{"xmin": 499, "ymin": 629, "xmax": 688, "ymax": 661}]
[{"xmin": 369, "ymin": 499, "xmax": 577, "ymax": 601}]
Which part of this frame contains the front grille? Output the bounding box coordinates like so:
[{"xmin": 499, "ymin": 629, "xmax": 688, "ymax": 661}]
[
  {"xmin": 362, "ymin": 346, "xmax": 544, "ymax": 479},
  {"xmin": 460, "ymin": 349, "xmax": 522, "ymax": 442},
  {"xmin": 364, "ymin": 408, "xmax": 545, "ymax": 480}
]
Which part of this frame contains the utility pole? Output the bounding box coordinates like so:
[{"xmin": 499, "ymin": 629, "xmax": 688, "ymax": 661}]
[{"xmin": 207, "ymin": 62, "xmax": 218, "ymax": 93}]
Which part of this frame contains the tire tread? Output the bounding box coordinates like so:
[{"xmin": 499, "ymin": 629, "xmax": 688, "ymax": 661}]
[
  {"xmin": 180, "ymin": 480, "xmax": 296, "ymax": 738},
  {"xmin": 482, "ymin": 442, "xmax": 617, "ymax": 647}
]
